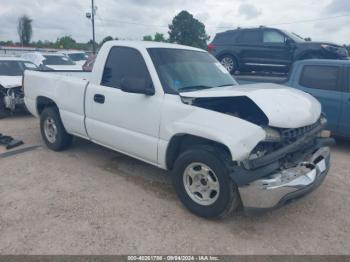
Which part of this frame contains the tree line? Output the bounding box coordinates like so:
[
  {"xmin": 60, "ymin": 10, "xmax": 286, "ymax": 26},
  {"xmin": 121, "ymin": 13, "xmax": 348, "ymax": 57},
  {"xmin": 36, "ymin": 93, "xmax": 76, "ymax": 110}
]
[
  {"xmin": 1, "ymin": 11, "xmax": 209, "ymax": 51},
  {"xmin": 3, "ymin": 12, "xmax": 350, "ymax": 53}
]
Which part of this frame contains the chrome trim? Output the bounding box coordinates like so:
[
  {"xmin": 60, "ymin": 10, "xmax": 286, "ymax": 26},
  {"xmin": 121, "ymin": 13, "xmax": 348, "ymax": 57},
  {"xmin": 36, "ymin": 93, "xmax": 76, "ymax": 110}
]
[{"xmin": 238, "ymin": 147, "xmax": 330, "ymax": 209}]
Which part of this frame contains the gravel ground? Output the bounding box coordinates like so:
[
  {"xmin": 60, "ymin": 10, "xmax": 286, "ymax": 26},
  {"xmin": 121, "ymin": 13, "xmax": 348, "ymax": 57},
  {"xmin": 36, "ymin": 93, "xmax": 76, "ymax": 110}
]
[{"xmin": 0, "ymin": 114, "xmax": 349, "ymax": 255}]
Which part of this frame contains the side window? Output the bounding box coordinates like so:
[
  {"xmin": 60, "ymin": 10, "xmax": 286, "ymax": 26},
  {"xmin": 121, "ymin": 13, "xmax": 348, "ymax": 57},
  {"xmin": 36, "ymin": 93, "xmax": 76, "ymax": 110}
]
[
  {"xmin": 299, "ymin": 65, "xmax": 340, "ymax": 91},
  {"xmin": 101, "ymin": 47, "xmax": 153, "ymax": 90},
  {"xmin": 263, "ymin": 30, "xmax": 285, "ymax": 43},
  {"xmin": 237, "ymin": 30, "xmax": 261, "ymax": 43},
  {"xmin": 214, "ymin": 32, "xmax": 236, "ymax": 44}
]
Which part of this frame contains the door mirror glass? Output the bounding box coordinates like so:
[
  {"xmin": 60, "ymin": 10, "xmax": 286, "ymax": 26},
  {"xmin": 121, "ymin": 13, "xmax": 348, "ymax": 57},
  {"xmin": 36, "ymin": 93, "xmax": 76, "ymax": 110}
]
[
  {"xmin": 285, "ymin": 38, "xmax": 294, "ymax": 45},
  {"xmin": 120, "ymin": 77, "xmax": 155, "ymax": 95}
]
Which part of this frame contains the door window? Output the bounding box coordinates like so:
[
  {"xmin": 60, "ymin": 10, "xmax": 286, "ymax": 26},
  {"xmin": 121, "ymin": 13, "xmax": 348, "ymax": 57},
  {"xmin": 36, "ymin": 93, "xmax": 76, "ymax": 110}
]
[
  {"xmin": 299, "ymin": 65, "xmax": 340, "ymax": 91},
  {"xmin": 237, "ymin": 30, "xmax": 261, "ymax": 43},
  {"xmin": 263, "ymin": 30, "xmax": 285, "ymax": 43},
  {"xmin": 101, "ymin": 47, "xmax": 153, "ymax": 91}
]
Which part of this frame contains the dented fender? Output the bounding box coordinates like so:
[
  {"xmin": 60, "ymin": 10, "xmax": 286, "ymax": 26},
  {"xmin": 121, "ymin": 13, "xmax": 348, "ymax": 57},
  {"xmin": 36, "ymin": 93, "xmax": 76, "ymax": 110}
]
[{"xmin": 159, "ymin": 95, "xmax": 266, "ymax": 163}]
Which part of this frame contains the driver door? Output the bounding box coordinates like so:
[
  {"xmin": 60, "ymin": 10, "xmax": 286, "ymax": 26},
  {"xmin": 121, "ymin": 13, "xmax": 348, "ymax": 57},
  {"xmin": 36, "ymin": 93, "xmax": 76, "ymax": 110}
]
[{"xmin": 85, "ymin": 47, "xmax": 163, "ymax": 164}]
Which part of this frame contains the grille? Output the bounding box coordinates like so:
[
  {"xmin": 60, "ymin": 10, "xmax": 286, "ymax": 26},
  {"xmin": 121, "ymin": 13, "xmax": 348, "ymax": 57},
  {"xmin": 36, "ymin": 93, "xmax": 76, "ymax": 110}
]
[{"xmin": 280, "ymin": 120, "xmax": 320, "ymax": 144}]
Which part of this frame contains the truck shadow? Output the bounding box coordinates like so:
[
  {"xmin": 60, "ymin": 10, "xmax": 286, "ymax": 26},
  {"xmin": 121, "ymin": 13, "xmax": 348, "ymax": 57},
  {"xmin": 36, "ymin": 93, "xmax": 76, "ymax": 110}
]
[{"xmin": 70, "ymin": 137, "xmax": 176, "ymax": 202}]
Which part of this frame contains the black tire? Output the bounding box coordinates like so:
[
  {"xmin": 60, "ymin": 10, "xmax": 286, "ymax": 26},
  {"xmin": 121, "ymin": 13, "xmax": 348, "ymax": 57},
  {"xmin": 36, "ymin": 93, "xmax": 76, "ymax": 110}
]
[
  {"xmin": 0, "ymin": 95, "xmax": 9, "ymax": 119},
  {"xmin": 219, "ymin": 54, "xmax": 238, "ymax": 74},
  {"xmin": 172, "ymin": 145, "xmax": 240, "ymax": 219},
  {"xmin": 40, "ymin": 107, "xmax": 73, "ymax": 151}
]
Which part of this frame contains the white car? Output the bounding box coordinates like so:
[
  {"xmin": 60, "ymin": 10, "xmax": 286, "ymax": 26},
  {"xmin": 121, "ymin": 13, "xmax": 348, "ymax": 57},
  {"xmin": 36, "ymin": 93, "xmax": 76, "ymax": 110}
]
[
  {"xmin": 21, "ymin": 52, "xmax": 82, "ymax": 71},
  {"xmin": 23, "ymin": 41, "xmax": 333, "ymax": 218},
  {"xmin": 60, "ymin": 50, "xmax": 88, "ymax": 67},
  {"xmin": 0, "ymin": 57, "xmax": 38, "ymax": 118}
]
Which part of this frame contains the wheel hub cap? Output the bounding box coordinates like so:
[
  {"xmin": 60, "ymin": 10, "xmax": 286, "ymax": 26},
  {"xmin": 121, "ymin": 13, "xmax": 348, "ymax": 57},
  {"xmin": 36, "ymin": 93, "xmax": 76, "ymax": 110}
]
[
  {"xmin": 221, "ymin": 57, "xmax": 234, "ymax": 72},
  {"xmin": 183, "ymin": 163, "xmax": 220, "ymax": 206},
  {"xmin": 44, "ymin": 117, "xmax": 58, "ymax": 143}
]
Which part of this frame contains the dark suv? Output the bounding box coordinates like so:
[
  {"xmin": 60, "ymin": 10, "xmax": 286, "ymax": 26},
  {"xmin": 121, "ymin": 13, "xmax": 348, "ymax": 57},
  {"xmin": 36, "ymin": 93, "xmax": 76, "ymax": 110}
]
[{"xmin": 208, "ymin": 27, "xmax": 349, "ymax": 73}]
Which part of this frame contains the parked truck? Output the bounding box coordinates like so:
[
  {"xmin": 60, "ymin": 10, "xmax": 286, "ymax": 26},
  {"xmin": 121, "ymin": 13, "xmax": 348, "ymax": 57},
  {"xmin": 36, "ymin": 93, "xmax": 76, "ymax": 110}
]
[{"xmin": 23, "ymin": 41, "xmax": 333, "ymax": 218}]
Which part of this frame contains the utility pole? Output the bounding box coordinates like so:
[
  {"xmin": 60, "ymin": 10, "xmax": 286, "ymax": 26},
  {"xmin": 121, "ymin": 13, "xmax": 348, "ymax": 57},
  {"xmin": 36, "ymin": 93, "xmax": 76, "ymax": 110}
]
[
  {"xmin": 91, "ymin": 0, "xmax": 96, "ymax": 54},
  {"xmin": 86, "ymin": 0, "xmax": 96, "ymax": 53}
]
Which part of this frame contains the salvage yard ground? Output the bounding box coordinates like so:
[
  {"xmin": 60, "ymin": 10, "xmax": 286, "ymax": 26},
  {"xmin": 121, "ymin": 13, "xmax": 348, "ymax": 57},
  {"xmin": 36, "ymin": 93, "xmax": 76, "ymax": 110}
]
[{"xmin": 0, "ymin": 114, "xmax": 349, "ymax": 254}]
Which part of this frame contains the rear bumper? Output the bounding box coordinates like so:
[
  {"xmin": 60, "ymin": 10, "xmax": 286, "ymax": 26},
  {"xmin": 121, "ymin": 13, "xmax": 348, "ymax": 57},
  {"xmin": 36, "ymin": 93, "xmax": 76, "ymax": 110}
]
[{"xmin": 238, "ymin": 146, "xmax": 330, "ymax": 212}]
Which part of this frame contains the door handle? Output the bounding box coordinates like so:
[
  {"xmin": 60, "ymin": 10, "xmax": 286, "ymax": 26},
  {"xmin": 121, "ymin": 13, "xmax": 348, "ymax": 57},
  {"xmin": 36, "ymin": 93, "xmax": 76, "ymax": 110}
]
[{"xmin": 94, "ymin": 94, "xmax": 105, "ymax": 104}]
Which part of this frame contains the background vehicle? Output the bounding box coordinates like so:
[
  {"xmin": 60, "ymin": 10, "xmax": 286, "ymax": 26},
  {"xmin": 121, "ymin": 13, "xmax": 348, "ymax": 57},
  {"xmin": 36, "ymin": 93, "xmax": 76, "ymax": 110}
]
[
  {"xmin": 0, "ymin": 57, "xmax": 38, "ymax": 118},
  {"xmin": 60, "ymin": 50, "xmax": 88, "ymax": 67},
  {"xmin": 285, "ymin": 60, "xmax": 350, "ymax": 138},
  {"xmin": 21, "ymin": 52, "xmax": 82, "ymax": 71},
  {"xmin": 208, "ymin": 27, "xmax": 349, "ymax": 74},
  {"xmin": 24, "ymin": 41, "xmax": 332, "ymax": 218}
]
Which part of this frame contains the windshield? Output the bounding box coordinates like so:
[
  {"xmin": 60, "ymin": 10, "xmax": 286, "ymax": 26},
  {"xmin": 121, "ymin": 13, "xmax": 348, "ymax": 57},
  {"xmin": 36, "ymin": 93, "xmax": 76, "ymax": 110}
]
[
  {"xmin": 68, "ymin": 53, "xmax": 88, "ymax": 61},
  {"xmin": 0, "ymin": 61, "xmax": 38, "ymax": 76},
  {"xmin": 148, "ymin": 48, "xmax": 237, "ymax": 93},
  {"xmin": 43, "ymin": 55, "xmax": 75, "ymax": 65},
  {"xmin": 282, "ymin": 30, "xmax": 305, "ymax": 42}
]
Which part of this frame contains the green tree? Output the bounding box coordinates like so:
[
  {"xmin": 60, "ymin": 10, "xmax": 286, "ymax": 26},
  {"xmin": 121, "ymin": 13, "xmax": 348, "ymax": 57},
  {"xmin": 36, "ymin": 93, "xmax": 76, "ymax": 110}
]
[
  {"xmin": 168, "ymin": 10, "xmax": 209, "ymax": 49},
  {"xmin": 17, "ymin": 15, "xmax": 33, "ymax": 45},
  {"xmin": 153, "ymin": 33, "xmax": 166, "ymax": 42},
  {"xmin": 100, "ymin": 36, "xmax": 114, "ymax": 46},
  {"xmin": 143, "ymin": 33, "xmax": 167, "ymax": 42},
  {"xmin": 143, "ymin": 35, "xmax": 153, "ymax": 41},
  {"xmin": 56, "ymin": 36, "xmax": 77, "ymax": 49}
]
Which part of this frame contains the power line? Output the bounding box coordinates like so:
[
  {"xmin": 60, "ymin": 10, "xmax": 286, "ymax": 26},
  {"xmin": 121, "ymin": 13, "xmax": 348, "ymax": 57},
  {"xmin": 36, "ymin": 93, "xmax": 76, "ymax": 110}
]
[{"xmin": 95, "ymin": 12, "xmax": 350, "ymax": 30}]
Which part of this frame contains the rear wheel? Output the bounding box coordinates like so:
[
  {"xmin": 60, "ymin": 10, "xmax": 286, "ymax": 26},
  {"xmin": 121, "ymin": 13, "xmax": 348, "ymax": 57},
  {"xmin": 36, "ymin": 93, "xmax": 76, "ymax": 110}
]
[
  {"xmin": 172, "ymin": 146, "xmax": 240, "ymax": 218},
  {"xmin": 220, "ymin": 55, "xmax": 237, "ymax": 74},
  {"xmin": 40, "ymin": 107, "xmax": 73, "ymax": 151}
]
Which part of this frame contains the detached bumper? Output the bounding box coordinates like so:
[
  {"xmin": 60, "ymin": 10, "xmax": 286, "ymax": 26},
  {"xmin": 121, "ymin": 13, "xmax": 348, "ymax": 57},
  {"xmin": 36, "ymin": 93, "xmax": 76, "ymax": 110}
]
[{"xmin": 238, "ymin": 146, "xmax": 330, "ymax": 212}]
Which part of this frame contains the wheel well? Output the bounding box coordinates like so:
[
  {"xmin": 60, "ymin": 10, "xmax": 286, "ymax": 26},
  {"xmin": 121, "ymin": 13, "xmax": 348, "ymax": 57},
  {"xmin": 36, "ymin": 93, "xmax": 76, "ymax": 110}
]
[
  {"xmin": 219, "ymin": 53, "xmax": 238, "ymax": 62},
  {"xmin": 166, "ymin": 134, "xmax": 232, "ymax": 170},
  {"xmin": 36, "ymin": 96, "xmax": 57, "ymax": 115}
]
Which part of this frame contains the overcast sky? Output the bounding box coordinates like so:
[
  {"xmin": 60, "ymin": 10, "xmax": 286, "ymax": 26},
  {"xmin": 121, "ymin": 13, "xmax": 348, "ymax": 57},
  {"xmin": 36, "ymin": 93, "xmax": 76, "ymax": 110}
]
[{"xmin": 0, "ymin": 0, "xmax": 350, "ymax": 44}]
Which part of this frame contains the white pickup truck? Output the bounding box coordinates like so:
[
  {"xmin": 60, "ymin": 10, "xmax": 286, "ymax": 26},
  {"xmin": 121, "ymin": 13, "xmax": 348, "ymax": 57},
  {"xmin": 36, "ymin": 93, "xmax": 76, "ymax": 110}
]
[{"xmin": 24, "ymin": 41, "xmax": 333, "ymax": 218}]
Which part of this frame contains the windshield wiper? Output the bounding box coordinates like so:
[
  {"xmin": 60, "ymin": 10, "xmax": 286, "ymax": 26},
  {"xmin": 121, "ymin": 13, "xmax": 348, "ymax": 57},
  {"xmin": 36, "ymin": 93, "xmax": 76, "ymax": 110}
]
[{"xmin": 177, "ymin": 85, "xmax": 214, "ymax": 92}]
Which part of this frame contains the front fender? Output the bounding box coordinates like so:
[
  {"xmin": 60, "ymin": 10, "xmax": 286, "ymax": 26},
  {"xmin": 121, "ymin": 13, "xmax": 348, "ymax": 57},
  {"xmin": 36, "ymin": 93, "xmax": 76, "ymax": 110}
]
[{"xmin": 160, "ymin": 97, "xmax": 266, "ymax": 162}]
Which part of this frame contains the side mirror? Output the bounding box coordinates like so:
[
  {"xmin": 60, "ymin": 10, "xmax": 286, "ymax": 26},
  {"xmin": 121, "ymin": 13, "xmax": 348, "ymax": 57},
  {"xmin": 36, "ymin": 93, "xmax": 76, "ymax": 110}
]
[
  {"xmin": 120, "ymin": 77, "xmax": 155, "ymax": 96},
  {"xmin": 285, "ymin": 38, "xmax": 294, "ymax": 45}
]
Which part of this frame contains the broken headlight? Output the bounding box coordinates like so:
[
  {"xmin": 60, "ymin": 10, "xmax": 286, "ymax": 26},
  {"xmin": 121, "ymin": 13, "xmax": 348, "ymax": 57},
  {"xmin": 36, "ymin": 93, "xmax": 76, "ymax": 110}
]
[{"xmin": 263, "ymin": 127, "xmax": 282, "ymax": 143}]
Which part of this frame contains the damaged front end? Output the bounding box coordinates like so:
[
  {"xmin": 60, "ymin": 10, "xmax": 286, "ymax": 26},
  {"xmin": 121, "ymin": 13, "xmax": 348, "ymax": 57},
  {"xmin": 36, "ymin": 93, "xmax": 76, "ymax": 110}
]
[
  {"xmin": 180, "ymin": 87, "xmax": 333, "ymax": 212},
  {"xmin": 234, "ymin": 116, "xmax": 334, "ymax": 212},
  {"xmin": 0, "ymin": 85, "xmax": 25, "ymax": 113}
]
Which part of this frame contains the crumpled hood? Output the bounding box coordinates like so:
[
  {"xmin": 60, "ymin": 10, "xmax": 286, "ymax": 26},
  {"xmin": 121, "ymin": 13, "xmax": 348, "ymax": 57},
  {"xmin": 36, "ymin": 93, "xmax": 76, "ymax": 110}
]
[
  {"xmin": 0, "ymin": 75, "xmax": 22, "ymax": 88},
  {"xmin": 180, "ymin": 83, "xmax": 321, "ymax": 129}
]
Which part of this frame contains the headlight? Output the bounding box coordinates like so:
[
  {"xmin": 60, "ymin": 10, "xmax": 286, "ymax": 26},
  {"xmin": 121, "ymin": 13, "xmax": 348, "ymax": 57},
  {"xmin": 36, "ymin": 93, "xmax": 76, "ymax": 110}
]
[
  {"xmin": 263, "ymin": 127, "xmax": 281, "ymax": 142},
  {"xmin": 321, "ymin": 44, "xmax": 338, "ymax": 52}
]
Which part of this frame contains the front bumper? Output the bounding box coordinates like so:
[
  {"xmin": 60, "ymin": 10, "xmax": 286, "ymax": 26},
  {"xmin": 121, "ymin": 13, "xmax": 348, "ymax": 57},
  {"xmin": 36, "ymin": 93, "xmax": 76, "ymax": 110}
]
[{"xmin": 238, "ymin": 146, "xmax": 330, "ymax": 212}]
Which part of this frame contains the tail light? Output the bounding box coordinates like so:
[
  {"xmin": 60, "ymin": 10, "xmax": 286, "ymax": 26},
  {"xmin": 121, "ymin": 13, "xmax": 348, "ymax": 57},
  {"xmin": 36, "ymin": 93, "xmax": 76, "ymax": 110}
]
[{"xmin": 207, "ymin": 44, "xmax": 215, "ymax": 52}]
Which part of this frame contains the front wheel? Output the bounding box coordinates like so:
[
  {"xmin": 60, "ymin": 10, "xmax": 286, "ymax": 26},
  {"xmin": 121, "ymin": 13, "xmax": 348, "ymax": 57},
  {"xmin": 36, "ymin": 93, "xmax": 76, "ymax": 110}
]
[
  {"xmin": 172, "ymin": 146, "xmax": 240, "ymax": 218},
  {"xmin": 220, "ymin": 55, "xmax": 237, "ymax": 74},
  {"xmin": 40, "ymin": 107, "xmax": 73, "ymax": 151}
]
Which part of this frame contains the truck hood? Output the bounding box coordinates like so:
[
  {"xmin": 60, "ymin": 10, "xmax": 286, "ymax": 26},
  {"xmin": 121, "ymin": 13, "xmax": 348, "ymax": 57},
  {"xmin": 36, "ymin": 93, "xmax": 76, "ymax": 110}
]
[
  {"xmin": 180, "ymin": 83, "xmax": 321, "ymax": 129},
  {"xmin": 0, "ymin": 75, "xmax": 22, "ymax": 88}
]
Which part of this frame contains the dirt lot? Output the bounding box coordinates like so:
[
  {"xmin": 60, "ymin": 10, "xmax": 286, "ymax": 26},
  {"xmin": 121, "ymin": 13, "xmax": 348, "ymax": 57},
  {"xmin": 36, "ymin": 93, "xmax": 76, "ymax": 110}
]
[{"xmin": 0, "ymin": 114, "xmax": 349, "ymax": 255}]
